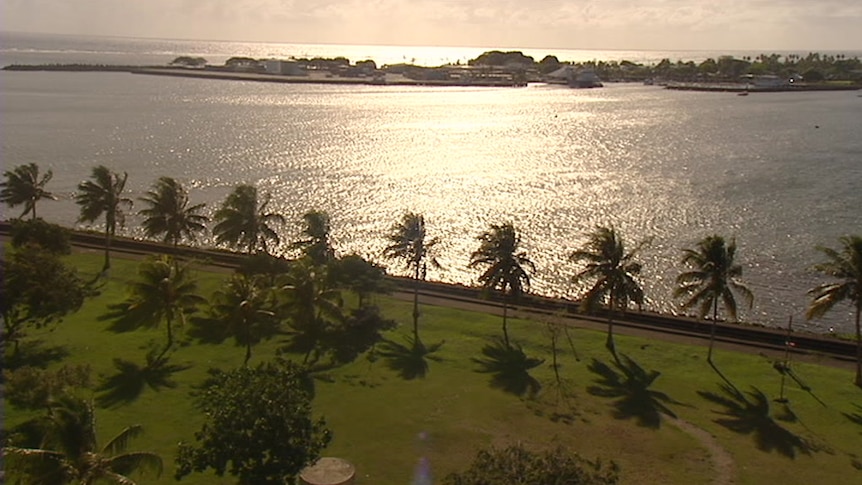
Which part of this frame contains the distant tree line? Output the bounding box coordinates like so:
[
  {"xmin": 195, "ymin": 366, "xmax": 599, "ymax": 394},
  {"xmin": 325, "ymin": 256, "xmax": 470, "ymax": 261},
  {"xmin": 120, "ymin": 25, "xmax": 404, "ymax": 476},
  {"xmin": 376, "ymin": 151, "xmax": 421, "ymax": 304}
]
[{"xmin": 467, "ymin": 50, "xmax": 862, "ymax": 83}]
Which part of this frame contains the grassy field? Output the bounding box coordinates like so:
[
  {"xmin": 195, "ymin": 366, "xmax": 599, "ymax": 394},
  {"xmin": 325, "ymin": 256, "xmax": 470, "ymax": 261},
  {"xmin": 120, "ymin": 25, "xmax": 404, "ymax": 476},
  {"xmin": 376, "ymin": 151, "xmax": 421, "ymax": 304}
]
[{"xmin": 5, "ymin": 251, "xmax": 862, "ymax": 484}]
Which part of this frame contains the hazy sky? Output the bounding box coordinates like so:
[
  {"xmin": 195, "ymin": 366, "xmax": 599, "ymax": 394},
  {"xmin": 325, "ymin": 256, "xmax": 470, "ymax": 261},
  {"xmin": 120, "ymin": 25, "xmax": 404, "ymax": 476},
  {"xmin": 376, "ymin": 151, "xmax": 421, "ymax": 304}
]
[{"xmin": 4, "ymin": 0, "xmax": 862, "ymax": 51}]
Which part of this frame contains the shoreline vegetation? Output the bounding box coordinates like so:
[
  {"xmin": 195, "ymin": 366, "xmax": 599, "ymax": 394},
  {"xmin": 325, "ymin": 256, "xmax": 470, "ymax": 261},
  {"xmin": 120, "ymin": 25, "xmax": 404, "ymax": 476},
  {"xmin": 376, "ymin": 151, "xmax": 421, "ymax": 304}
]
[
  {"xmin": 4, "ymin": 49, "xmax": 861, "ymax": 91},
  {"xmin": 0, "ymin": 220, "xmax": 856, "ymax": 362}
]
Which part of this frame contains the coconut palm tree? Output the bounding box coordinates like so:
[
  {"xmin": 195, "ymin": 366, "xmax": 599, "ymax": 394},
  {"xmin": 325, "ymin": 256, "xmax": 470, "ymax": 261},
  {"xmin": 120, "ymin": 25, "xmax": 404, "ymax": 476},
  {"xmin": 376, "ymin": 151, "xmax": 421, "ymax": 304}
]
[
  {"xmin": 292, "ymin": 210, "xmax": 335, "ymax": 265},
  {"xmin": 674, "ymin": 235, "xmax": 753, "ymax": 363},
  {"xmin": 468, "ymin": 222, "xmax": 535, "ymax": 347},
  {"xmin": 138, "ymin": 176, "xmax": 208, "ymax": 248},
  {"xmin": 3, "ymin": 395, "xmax": 163, "ymax": 484},
  {"xmin": 383, "ymin": 212, "xmax": 440, "ymax": 341},
  {"xmin": 106, "ymin": 256, "xmax": 205, "ymax": 360},
  {"xmin": 75, "ymin": 166, "xmax": 132, "ymax": 271},
  {"xmin": 278, "ymin": 259, "xmax": 344, "ymax": 365},
  {"xmin": 571, "ymin": 226, "xmax": 649, "ymax": 354},
  {"xmin": 209, "ymin": 273, "xmax": 278, "ymax": 366},
  {"xmin": 212, "ymin": 184, "xmax": 285, "ymax": 254},
  {"xmin": 0, "ymin": 163, "xmax": 56, "ymax": 220},
  {"xmin": 807, "ymin": 235, "xmax": 862, "ymax": 387}
]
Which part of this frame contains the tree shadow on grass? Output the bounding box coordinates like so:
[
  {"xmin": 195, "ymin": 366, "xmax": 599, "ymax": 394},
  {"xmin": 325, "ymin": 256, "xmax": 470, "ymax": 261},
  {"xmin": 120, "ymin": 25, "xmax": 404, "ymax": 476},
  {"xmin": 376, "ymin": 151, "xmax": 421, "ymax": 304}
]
[
  {"xmin": 587, "ymin": 354, "xmax": 678, "ymax": 429},
  {"xmin": 4, "ymin": 339, "xmax": 69, "ymax": 370},
  {"xmin": 844, "ymin": 403, "xmax": 862, "ymax": 429},
  {"xmin": 377, "ymin": 335, "xmax": 443, "ymax": 380},
  {"xmin": 96, "ymin": 351, "xmax": 190, "ymax": 408},
  {"xmin": 698, "ymin": 384, "xmax": 815, "ymax": 458},
  {"xmin": 772, "ymin": 360, "xmax": 827, "ymax": 407},
  {"xmin": 186, "ymin": 314, "xmax": 230, "ymax": 344},
  {"xmin": 473, "ymin": 337, "xmax": 544, "ymax": 399}
]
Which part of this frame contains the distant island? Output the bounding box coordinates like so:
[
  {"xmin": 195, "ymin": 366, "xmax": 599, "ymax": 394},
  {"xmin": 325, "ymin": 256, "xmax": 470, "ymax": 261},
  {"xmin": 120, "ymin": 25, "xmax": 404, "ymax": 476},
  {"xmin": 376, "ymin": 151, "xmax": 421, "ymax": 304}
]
[{"xmin": 4, "ymin": 50, "xmax": 861, "ymax": 91}]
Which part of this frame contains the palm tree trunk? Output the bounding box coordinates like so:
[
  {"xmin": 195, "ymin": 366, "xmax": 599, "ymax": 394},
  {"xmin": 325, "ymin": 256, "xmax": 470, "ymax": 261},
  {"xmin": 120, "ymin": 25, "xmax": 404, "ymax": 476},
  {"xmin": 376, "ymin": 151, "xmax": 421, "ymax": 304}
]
[
  {"xmin": 244, "ymin": 319, "xmax": 252, "ymax": 367},
  {"xmin": 855, "ymin": 306, "xmax": 861, "ymax": 388},
  {"xmin": 502, "ymin": 292, "xmax": 510, "ymax": 348},
  {"xmin": 157, "ymin": 315, "xmax": 173, "ymax": 362},
  {"xmin": 103, "ymin": 225, "xmax": 112, "ymax": 271},
  {"xmin": 708, "ymin": 298, "xmax": 718, "ymax": 363},
  {"xmin": 412, "ymin": 264, "xmax": 420, "ymax": 342},
  {"xmin": 605, "ymin": 293, "xmax": 616, "ymax": 355}
]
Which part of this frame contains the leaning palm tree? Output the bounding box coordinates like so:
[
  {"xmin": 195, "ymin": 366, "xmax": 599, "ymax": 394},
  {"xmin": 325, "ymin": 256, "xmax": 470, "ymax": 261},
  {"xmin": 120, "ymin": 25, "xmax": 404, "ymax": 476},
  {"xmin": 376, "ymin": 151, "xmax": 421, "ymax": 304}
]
[
  {"xmin": 571, "ymin": 226, "xmax": 649, "ymax": 354},
  {"xmin": 674, "ymin": 235, "xmax": 753, "ymax": 363},
  {"xmin": 383, "ymin": 212, "xmax": 440, "ymax": 341},
  {"xmin": 292, "ymin": 210, "xmax": 335, "ymax": 266},
  {"xmin": 469, "ymin": 222, "xmax": 535, "ymax": 347},
  {"xmin": 212, "ymin": 184, "xmax": 285, "ymax": 254},
  {"xmin": 807, "ymin": 235, "xmax": 862, "ymax": 387},
  {"xmin": 3, "ymin": 395, "xmax": 163, "ymax": 484},
  {"xmin": 75, "ymin": 165, "xmax": 132, "ymax": 271},
  {"xmin": 0, "ymin": 163, "xmax": 56, "ymax": 220},
  {"xmin": 138, "ymin": 176, "xmax": 208, "ymax": 248},
  {"xmin": 107, "ymin": 255, "xmax": 206, "ymax": 361}
]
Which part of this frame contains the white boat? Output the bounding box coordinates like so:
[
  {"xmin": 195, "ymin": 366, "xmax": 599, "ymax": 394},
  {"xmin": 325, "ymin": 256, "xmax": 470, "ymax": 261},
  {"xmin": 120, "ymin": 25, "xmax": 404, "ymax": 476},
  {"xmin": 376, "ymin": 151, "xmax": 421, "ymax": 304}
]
[{"xmin": 544, "ymin": 66, "xmax": 604, "ymax": 88}]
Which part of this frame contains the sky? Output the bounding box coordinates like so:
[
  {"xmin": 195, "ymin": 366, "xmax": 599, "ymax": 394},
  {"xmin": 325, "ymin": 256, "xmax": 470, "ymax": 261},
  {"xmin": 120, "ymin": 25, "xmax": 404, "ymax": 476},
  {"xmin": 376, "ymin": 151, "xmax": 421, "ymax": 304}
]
[{"xmin": 3, "ymin": 0, "xmax": 862, "ymax": 51}]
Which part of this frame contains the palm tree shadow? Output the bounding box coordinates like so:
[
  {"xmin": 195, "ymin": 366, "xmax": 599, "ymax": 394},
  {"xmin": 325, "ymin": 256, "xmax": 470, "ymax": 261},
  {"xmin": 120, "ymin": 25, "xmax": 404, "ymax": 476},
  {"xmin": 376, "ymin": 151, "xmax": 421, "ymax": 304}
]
[
  {"xmin": 186, "ymin": 314, "xmax": 230, "ymax": 344},
  {"xmin": 698, "ymin": 384, "xmax": 815, "ymax": 458},
  {"xmin": 473, "ymin": 337, "xmax": 544, "ymax": 398},
  {"xmin": 708, "ymin": 359, "xmax": 741, "ymax": 394},
  {"xmin": 5, "ymin": 339, "xmax": 68, "ymax": 369},
  {"xmin": 377, "ymin": 335, "xmax": 443, "ymax": 380},
  {"xmin": 844, "ymin": 403, "xmax": 862, "ymax": 429},
  {"xmin": 96, "ymin": 352, "xmax": 190, "ymax": 408},
  {"xmin": 774, "ymin": 363, "xmax": 827, "ymax": 407},
  {"xmin": 587, "ymin": 354, "xmax": 679, "ymax": 428}
]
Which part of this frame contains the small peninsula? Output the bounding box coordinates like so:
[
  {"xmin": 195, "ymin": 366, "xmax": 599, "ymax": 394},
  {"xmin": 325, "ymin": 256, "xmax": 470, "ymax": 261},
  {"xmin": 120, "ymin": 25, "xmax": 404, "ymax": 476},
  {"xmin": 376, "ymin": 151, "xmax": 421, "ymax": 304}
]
[{"xmin": 4, "ymin": 50, "xmax": 861, "ymax": 91}]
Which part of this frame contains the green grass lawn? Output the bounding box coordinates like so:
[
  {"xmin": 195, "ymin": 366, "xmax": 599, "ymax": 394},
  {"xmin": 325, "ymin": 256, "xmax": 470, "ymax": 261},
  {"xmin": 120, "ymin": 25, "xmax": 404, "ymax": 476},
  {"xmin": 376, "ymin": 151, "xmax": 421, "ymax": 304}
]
[{"xmin": 5, "ymin": 251, "xmax": 862, "ymax": 484}]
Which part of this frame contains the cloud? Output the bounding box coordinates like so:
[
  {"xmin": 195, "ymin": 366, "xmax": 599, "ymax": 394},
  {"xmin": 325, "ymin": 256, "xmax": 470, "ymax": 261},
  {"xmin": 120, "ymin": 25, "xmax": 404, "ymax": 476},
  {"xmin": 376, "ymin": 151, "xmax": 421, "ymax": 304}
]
[{"xmin": 3, "ymin": 0, "xmax": 861, "ymax": 50}]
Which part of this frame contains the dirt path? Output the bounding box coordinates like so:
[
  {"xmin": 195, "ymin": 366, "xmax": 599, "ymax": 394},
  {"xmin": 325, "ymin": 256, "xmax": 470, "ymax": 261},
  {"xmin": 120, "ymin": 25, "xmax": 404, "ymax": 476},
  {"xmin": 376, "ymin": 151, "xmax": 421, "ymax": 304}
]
[{"xmin": 670, "ymin": 417, "xmax": 735, "ymax": 485}]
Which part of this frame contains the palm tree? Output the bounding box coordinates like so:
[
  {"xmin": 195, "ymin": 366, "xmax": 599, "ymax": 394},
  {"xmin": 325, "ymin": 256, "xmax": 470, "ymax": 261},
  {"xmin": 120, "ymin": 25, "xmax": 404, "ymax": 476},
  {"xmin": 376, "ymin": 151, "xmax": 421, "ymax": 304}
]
[
  {"xmin": 468, "ymin": 222, "xmax": 535, "ymax": 347},
  {"xmin": 107, "ymin": 256, "xmax": 206, "ymax": 360},
  {"xmin": 213, "ymin": 184, "xmax": 285, "ymax": 254},
  {"xmin": 807, "ymin": 235, "xmax": 862, "ymax": 387},
  {"xmin": 383, "ymin": 212, "xmax": 440, "ymax": 341},
  {"xmin": 571, "ymin": 226, "xmax": 649, "ymax": 354},
  {"xmin": 278, "ymin": 259, "xmax": 344, "ymax": 365},
  {"xmin": 674, "ymin": 235, "xmax": 753, "ymax": 363},
  {"xmin": 75, "ymin": 165, "xmax": 132, "ymax": 271},
  {"xmin": 138, "ymin": 176, "xmax": 208, "ymax": 248},
  {"xmin": 292, "ymin": 210, "xmax": 335, "ymax": 265},
  {"xmin": 209, "ymin": 273, "xmax": 278, "ymax": 366},
  {"xmin": 0, "ymin": 163, "xmax": 56, "ymax": 220},
  {"xmin": 3, "ymin": 395, "xmax": 163, "ymax": 484}
]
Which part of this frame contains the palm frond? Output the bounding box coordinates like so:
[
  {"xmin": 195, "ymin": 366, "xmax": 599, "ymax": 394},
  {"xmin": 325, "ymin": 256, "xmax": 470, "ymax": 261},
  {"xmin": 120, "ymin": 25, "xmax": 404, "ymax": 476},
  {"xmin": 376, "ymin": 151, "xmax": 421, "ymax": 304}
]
[
  {"xmin": 101, "ymin": 425, "xmax": 144, "ymax": 456},
  {"xmin": 106, "ymin": 451, "xmax": 164, "ymax": 478}
]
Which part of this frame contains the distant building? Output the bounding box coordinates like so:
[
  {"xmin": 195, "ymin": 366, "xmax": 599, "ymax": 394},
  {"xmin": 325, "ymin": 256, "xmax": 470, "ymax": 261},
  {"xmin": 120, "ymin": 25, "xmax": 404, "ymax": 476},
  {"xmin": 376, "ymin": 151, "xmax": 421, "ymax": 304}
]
[{"xmin": 262, "ymin": 59, "xmax": 306, "ymax": 76}]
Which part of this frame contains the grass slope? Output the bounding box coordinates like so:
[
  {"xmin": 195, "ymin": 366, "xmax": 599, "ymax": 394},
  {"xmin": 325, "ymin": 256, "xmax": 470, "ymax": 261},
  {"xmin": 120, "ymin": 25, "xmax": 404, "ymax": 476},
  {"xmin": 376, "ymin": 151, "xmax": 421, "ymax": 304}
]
[{"xmin": 5, "ymin": 251, "xmax": 862, "ymax": 484}]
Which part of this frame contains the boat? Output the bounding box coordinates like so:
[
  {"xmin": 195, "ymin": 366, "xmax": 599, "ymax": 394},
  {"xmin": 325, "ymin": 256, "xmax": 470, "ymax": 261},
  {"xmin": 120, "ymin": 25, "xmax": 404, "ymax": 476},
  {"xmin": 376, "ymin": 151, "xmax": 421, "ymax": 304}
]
[{"xmin": 544, "ymin": 66, "xmax": 603, "ymax": 88}]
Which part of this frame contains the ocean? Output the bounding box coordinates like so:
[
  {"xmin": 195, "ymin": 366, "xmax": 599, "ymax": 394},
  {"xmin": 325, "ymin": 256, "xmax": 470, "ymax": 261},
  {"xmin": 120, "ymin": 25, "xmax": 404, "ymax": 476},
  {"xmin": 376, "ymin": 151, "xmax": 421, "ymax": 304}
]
[{"xmin": 2, "ymin": 31, "xmax": 861, "ymax": 333}]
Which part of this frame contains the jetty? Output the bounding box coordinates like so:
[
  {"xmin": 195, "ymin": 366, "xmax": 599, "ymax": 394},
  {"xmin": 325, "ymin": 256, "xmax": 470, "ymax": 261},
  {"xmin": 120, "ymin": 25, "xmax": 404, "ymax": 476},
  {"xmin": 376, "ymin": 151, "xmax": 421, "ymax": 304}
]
[{"xmin": 665, "ymin": 81, "xmax": 860, "ymax": 93}]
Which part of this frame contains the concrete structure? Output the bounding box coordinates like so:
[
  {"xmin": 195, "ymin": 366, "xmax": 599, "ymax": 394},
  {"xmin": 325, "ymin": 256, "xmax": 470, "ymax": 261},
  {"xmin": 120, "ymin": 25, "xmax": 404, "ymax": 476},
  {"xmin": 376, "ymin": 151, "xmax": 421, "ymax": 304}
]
[{"xmin": 263, "ymin": 59, "xmax": 306, "ymax": 76}]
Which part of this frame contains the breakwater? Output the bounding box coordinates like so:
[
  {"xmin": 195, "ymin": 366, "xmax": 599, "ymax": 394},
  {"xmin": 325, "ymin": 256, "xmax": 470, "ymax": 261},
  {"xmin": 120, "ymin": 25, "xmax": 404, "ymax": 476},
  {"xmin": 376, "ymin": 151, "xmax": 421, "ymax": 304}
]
[{"xmin": 665, "ymin": 82, "xmax": 860, "ymax": 92}]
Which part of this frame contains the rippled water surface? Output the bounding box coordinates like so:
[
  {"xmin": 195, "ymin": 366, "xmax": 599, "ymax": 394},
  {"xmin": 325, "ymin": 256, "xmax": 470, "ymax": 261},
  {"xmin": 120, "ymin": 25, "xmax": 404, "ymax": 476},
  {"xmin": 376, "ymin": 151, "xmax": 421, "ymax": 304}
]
[{"xmin": 2, "ymin": 71, "xmax": 861, "ymax": 332}]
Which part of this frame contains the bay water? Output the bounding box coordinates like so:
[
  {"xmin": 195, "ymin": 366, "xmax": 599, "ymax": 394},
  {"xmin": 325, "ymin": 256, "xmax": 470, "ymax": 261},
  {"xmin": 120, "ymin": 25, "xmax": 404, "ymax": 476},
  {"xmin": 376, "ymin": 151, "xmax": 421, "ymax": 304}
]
[{"xmin": 2, "ymin": 32, "xmax": 861, "ymax": 333}]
